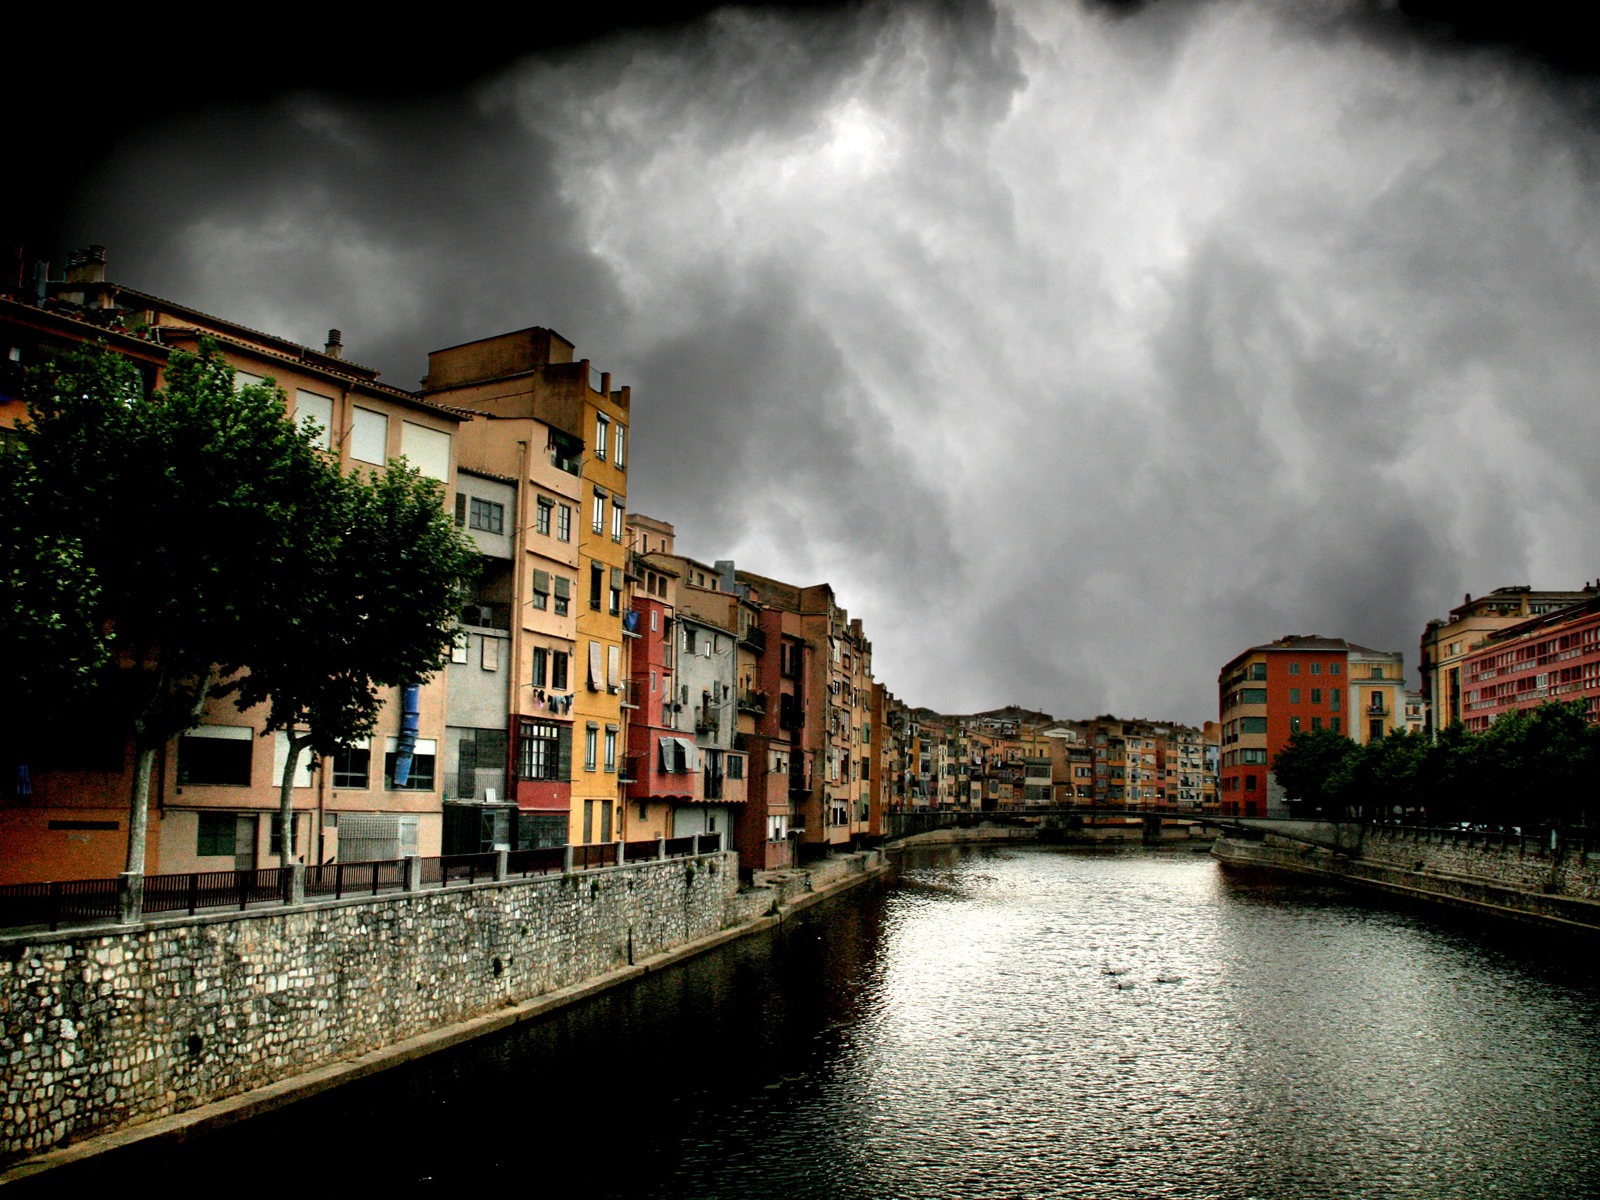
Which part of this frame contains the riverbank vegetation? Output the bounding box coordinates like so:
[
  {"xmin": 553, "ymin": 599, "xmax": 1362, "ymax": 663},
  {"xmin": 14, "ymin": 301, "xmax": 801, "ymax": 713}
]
[{"xmin": 1272, "ymin": 701, "xmax": 1598, "ymax": 829}]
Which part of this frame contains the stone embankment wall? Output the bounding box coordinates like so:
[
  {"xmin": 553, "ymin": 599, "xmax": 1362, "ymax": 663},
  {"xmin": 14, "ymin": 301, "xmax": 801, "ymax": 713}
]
[
  {"xmin": 1359, "ymin": 827, "xmax": 1600, "ymax": 900},
  {"xmin": 1, "ymin": 851, "xmax": 754, "ymax": 1163},
  {"xmin": 1213, "ymin": 833, "xmax": 1600, "ymax": 932}
]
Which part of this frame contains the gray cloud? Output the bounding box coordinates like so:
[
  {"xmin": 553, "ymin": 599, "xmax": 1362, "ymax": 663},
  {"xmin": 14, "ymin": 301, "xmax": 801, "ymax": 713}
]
[{"xmin": 46, "ymin": 0, "xmax": 1600, "ymax": 725}]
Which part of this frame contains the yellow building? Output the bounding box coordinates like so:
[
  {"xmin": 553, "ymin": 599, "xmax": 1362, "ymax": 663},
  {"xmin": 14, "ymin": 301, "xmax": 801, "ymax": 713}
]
[{"xmin": 423, "ymin": 326, "xmax": 632, "ymax": 847}]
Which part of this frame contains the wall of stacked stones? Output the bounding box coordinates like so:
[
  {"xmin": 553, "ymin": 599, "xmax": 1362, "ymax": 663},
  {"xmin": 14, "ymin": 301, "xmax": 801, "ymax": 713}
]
[
  {"xmin": 1, "ymin": 851, "xmax": 742, "ymax": 1163},
  {"xmin": 1360, "ymin": 829, "xmax": 1600, "ymax": 900}
]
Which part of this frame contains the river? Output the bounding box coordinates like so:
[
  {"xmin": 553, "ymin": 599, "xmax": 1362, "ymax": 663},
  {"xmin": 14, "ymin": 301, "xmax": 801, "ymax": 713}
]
[{"xmin": 32, "ymin": 844, "xmax": 1600, "ymax": 1197}]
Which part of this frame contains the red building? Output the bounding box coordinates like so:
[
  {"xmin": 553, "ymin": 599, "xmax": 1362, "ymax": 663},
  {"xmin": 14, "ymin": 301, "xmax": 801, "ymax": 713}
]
[
  {"xmin": 1460, "ymin": 597, "xmax": 1600, "ymax": 731},
  {"xmin": 1217, "ymin": 636, "xmax": 1400, "ymax": 816}
]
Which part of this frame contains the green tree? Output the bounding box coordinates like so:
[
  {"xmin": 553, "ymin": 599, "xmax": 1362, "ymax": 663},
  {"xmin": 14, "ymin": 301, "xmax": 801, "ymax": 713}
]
[
  {"xmin": 1271, "ymin": 726, "xmax": 1359, "ymax": 816},
  {"xmin": 7, "ymin": 342, "xmax": 337, "ymax": 899},
  {"xmin": 225, "ymin": 457, "xmax": 478, "ymax": 867}
]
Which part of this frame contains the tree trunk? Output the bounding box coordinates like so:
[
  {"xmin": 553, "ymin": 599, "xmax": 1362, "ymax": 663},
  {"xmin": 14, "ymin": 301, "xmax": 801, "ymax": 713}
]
[{"xmin": 279, "ymin": 731, "xmax": 313, "ymax": 864}]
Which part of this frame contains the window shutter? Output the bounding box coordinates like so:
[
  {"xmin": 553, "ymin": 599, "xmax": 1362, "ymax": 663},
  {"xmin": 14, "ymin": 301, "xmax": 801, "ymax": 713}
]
[
  {"xmin": 557, "ymin": 727, "xmax": 572, "ymax": 781},
  {"xmin": 554, "ymin": 577, "xmax": 571, "ymax": 599},
  {"xmin": 660, "ymin": 738, "xmax": 674, "ymax": 772},
  {"xmin": 607, "ymin": 645, "xmax": 620, "ymax": 688},
  {"xmin": 588, "ymin": 641, "xmax": 603, "ymax": 689},
  {"xmin": 454, "ymin": 493, "xmax": 467, "ymax": 526},
  {"xmin": 533, "ymin": 569, "xmax": 551, "ymax": 593},
  {"xmin": 610, "ymin": 567, "xmax": 624, "ymax": 590}
]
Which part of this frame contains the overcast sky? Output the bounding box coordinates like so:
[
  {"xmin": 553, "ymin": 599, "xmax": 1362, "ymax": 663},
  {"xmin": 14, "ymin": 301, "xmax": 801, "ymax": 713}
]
[{"xmin": 20, "ymin": 0, "xmax": 1600, "ymax": 726}]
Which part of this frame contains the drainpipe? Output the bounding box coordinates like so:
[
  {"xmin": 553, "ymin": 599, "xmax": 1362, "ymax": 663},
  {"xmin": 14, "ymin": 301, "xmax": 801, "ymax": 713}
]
[{"xmin": 393, "ymin": 684, "xmax": 421, "ymax": 786}]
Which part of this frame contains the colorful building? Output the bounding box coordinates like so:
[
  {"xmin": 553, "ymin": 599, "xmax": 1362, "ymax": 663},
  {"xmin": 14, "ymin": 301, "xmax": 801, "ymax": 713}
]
[
  {"xmin": 1218, "ymin": 635, "xmax": 1406, "ymax": 816},
  {"xmin": 2, "ymin": 247, "xmax": 464, "ymax": 883},
  {"xmin": 1460, "ymin": 596, "xmax": 1600, "ymax": 731},
  {"xmin": 422, "ymin": 326, "xmax": 632, "ymax": 848},
  {"xmin": 1419, "ymin": 585, "xmax": 1594, "ymax": 736}
]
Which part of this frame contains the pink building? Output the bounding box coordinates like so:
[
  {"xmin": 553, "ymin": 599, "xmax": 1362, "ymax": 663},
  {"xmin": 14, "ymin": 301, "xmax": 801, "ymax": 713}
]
[{"xmin": 1461, "ymin": 597, "xmax": 1600, "ymax": 731}]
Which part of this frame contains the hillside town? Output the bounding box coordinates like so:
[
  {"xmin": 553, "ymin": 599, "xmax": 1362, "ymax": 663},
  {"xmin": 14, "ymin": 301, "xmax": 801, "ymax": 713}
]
[{"xmin": 4, "ymin": 247, "xmax": 1599, "ymax": 888}]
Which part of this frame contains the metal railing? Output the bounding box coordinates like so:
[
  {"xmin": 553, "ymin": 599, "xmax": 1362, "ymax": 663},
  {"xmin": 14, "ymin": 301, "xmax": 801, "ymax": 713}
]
[
  {"xmin": 305, "ymin": 859, "xmax": 408, "ymax": 900},
  {"xmin": 0, "ymin": 834, "xmax": 730, "ymax": 934}
]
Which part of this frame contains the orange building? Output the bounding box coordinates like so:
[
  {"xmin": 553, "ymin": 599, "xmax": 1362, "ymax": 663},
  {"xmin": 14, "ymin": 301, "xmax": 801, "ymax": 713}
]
[
  {"xmin": 2, "ymin": 247, "xmax": 464, "ymax": 883},
  {"xmin": 1218, "ymin": 635, "xmax": 1403, "ymax": 816}
]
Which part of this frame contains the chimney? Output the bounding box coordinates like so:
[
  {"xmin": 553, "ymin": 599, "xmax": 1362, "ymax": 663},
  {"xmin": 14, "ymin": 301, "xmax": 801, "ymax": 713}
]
[
  {"xmin": 64, "ymin": 246, "xmax": 107, "ymax": 285},
  {"xmin": 324, "ymin": 329, "xmax": 343, "ymax": 358}
]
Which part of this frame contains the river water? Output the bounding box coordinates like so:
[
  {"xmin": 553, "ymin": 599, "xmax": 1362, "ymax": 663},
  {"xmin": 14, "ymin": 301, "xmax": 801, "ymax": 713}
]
[{"xmin": 36, "ymin": 845, "xmax": 1600, "ymax": 1197}]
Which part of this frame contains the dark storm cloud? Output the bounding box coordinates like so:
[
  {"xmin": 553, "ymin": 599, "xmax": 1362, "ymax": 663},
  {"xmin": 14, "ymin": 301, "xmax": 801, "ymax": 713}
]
[{"xmin": 33, "ymin": 0, "xmax": 1600, "ymax": 723}]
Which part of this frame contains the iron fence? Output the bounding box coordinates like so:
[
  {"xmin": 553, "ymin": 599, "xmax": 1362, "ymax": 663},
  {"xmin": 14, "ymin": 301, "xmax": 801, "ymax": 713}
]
[
  {"xmin": 144, "ymin": 868, "xmax": 287, "ymax": 915},
  {"xmin": 1, "ymin": 834, "xmax": 730, "ymax": 933},
  {"xmin": 305, "ymin": 859, "xmax": 408, "ymax": 900}
]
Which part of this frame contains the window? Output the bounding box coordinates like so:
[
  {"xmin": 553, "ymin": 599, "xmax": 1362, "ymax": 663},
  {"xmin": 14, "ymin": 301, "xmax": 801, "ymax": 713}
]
[
  {"xmin": 536, "ymin": 498, "xmax": 553, "ymax": 536},
  {"xmin": 532, "ymin": 569, "xmax": 551, "ymax": 611},
  {"xmin": 1330, "ymin": 662, "xmax": 1341, "ymax": 675},
  {"xmin": 585, "ymin": 725, "xmax": 598, "ymax": 772},
  {"xmin": 350, "ymin": 407, "xmax": 387, "ymax": 464},
  {"xmin": 1369, "ymin": 718, "xmax": 1384, "ymax": 740},
  {"xmin": 296, "ymin": 390, "xmax": 334, "ymax": 450},
  {"xmin": 611, "ymin": 503, "xmax": 624, "ymax": 543},
  {"xmin": 384, "ymin": 739, "xmax": 436, "ymax": 790},
  {"xmin": 1311, "ymin": 688, "xmax": 1322, "ymax": 703},
  {"xmin": 1289, "ymin": 662, "xmax": 1300, "ymax": 675},
  {"xmin": 590, "ymin": 564, "xmax": 604, "ymax": 610},
  {"xmin": 557, "ymin": 504, "xmax": 572, "ymax": 541},
  {"xmin": 1311, "ymin": 662, "xmax": 1323, "ymax": 675},
  {"xmin": 554, "ymin": 576, "xmax": 570, "ymax": 616},
  {"xmin": 552, "ymin": 652, "xmax": 569, "ymax": 691},
  {"xmin": 469, "ymin": 498, "xmax": 504, "ymax": 534},
  {"xmin": 1330, "ymin": 687, "xmax": 1341, "ymax": 711},
  {"xmin": 451, "ymin": 633, "xmax": 469, "ymax": 664},
  {"xmin": 400, "ymin": 421, "xmax": 450, "ymax": 481},
  {"xmin": 196, "ymin": 813, "xmax": 236, "ymax": 857},
  {"xmin": 533, "ymin": 647, "xmax": 548, "ymax": 687},
  {"xmin": 518, "ymin": 721, "xmax": 562, "ymax": 781},
  {"xmin": 609, "ymin": 568, "xmax": 621, "ymax": 616},
  {"xmin": 1248, "ymin": 663, "xmax": 1267, "ymax": 681},
  {"xmin": 1289, "ymin": 688, "xmax": 1301, "ymax": 703},
  {"xmin": 592, "ymin": 490, "xmax": 606, "ymax": 534},
  {"xmin": 481, "ymin": 637, "xmax": 500, "ymax": 671},
  {"xmin": 595, "ymin": 413, "xmax": 609, "ymax": 461},
  {"xmin": 1290, "ymin": 716, "xmax": 1301, "ymax": 733},
  {"xmin": 604, "ymin": 727, "xmax": 617, "ymax": 773},
  {"xmin": 614, "ymin": 425, "xmax": 626, "ymax": 469},
  {"xmin": 1370, "ymin": 665, "xmax": 1385, "ymax": 679},
  {"xmin": 178, "ymin": 726, "xmax": 252, "ymax": 786},
  {"xmin": 332, "ymin": 743, "xmax": 370, "ymax": 788},
  {"xmin": 1331, "ymin": 717, "xmax": 1342, "ymax": 734},
  {"xmin": 1311, "ymin": 717, "xmax": 1322, "ymax": 731}
]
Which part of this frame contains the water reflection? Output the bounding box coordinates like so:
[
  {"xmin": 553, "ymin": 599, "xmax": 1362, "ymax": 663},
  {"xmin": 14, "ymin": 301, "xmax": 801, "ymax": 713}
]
[{"xmin": 26, "ymin": 846, "xmax": 1600, "ymax": 1199}]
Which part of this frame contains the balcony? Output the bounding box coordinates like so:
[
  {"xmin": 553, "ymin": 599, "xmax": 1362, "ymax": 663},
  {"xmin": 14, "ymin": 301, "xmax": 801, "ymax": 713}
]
[
  {"xmin": 740, "ymin": 625, "xmax": 767, "ymax": 654},
  {"xmin": 620, "ymin": 755, "xmax": 641, "ymax": 785},
  {"xmin": 738, "ymin": 690, "xmax": 768, "ymax": 716},
  {"xmin": 695, "ymin": 703, "xmax": 722, "ymax": 733},
  {"xmin": 619, "ymin": 680, "xmax": 639, "ymax": 710}
]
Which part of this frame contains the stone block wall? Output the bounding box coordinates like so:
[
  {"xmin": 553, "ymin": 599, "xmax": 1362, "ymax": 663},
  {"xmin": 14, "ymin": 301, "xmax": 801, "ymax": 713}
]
[
  {"xmin": 1360, "ymin": 829, "xmax": 1600, "ymax": 900},
  {"xmin": 0, "ymin": 851, "xmax": 740, "ymax": 1162}
]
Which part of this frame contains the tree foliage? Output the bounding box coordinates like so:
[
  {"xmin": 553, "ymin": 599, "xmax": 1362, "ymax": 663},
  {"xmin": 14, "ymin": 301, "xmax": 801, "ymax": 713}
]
[
  {"xmin": 3, "ymin": 339, "xmax": 475, "ymax": 876},
  {"xmin": 1273, "ymin": 704, "xmax": 1600, "ymax": 829},
  {"xmin": 226, "ymin": 457, "xmax": 478, "ymax": 859}
]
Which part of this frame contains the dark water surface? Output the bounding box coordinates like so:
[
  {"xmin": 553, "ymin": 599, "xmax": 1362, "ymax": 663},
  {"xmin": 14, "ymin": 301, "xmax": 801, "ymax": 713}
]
[{"xmin": 36, "ymin": 846, "xmax": 1600, "ymax": 1198}]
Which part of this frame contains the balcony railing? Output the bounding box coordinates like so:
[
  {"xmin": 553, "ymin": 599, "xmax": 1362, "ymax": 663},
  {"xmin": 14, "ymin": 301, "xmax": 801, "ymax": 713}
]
[
  {"xmin": 738, "ymin": 689, "xmax": 768, "ymax": 715},
  {"xmin": 619, "ymin": 679, "xmax": 639, "ymax": 709},
  {"xmin": 740, "ymin": 625, "xmax": 767, "ymax": 653}
]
